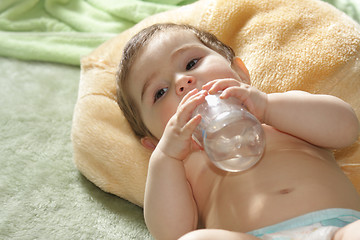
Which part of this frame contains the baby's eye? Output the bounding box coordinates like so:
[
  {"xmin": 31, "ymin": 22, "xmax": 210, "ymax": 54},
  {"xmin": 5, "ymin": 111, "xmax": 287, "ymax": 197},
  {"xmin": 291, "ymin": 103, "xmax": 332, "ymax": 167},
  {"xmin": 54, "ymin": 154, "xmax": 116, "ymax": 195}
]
[
  {"xmin": 186, "ymin": 58, "xmax": 199, "ymax": 71},
  {"xmin": 154, "ymin": 87, "xmax": 168, "ymax": 103}
]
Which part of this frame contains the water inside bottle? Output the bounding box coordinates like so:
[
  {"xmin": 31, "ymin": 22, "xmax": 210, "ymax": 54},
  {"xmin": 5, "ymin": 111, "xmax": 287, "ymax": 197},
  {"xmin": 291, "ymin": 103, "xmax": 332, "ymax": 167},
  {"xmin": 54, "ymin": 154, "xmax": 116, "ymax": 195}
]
[{"xmin": 203, "ymin": 111, "xmax": 264, "ymax": 172}]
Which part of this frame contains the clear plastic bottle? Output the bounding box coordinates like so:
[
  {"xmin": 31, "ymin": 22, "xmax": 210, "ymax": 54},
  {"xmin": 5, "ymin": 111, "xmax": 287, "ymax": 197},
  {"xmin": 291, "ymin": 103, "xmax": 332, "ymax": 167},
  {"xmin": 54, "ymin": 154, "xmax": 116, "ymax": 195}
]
[{"xmin": 192, "ymin": 93, "xmax": 265, "ymax": 172}]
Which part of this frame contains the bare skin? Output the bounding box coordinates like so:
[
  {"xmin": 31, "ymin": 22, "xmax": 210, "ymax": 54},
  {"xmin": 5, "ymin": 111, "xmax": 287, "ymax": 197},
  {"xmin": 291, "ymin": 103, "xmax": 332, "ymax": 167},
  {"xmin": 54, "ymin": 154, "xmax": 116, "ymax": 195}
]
[
  {"xmin": 126, "ymin": 29, "xmax": 360, "ymax": 239},
  {"xmin": 184, "ymin": 124, "xmax": 360, "ymax": 231}
]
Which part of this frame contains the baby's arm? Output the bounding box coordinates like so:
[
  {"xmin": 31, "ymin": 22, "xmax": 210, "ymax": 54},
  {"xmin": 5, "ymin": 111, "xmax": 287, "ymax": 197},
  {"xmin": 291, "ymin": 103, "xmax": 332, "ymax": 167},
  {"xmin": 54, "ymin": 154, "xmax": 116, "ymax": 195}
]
[
  {"xmin": 144, "ymin": 89, "xmax": 206, "ymax": 240},
  {"xmin": 265, "ymin": 91, "xmax": 359, "ymax": 149},
  {"xmin": 203, "ymin": 79, "xmax": 359, "ymax": 149},
  {"xmin": 145, "ymin": 149, "xmax": 198, "ymax": 240}
]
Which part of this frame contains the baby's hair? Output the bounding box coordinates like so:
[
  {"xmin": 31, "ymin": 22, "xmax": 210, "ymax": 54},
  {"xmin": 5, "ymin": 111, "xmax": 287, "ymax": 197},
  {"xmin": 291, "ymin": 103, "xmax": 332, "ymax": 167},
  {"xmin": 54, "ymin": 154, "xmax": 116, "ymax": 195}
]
[{"xmin": 117, "ymin": 23, "xmax": 235, "ymax": 139}]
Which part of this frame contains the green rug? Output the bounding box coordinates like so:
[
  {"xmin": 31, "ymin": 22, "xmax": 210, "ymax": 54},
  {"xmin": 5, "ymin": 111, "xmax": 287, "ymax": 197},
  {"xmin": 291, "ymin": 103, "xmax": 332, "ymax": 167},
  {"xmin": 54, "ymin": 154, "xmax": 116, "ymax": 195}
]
[{"xmin": 0, "ymin": 57, "xmax": 151, "ymax": 239}]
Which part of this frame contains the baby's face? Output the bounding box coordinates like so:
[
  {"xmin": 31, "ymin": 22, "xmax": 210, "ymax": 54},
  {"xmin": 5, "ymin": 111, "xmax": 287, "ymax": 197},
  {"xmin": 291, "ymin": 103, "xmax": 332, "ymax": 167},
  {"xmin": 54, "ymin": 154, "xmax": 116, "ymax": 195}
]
[{"xmin": 127, "ymin": 29, "xmax": 244, "ymax": 140}]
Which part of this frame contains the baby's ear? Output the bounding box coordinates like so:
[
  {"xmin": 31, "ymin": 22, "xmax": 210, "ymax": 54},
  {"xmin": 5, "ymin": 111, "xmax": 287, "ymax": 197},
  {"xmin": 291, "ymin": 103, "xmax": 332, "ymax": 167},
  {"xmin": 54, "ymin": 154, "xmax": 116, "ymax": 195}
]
[
  {"xmin": 141, "ymin": 136, "xmax": 157, "ymax": 151},
  {"xmin": 232, "ymin": 57, "xmax": 251, "ymax": 84}
]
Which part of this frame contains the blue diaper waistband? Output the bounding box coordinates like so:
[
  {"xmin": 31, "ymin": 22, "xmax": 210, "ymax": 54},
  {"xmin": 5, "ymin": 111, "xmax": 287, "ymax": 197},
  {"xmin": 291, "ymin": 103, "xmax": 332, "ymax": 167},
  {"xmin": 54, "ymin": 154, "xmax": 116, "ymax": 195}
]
[{"xmin": 247, "ymin": 208, "xmax": 360, "ymax": 237}]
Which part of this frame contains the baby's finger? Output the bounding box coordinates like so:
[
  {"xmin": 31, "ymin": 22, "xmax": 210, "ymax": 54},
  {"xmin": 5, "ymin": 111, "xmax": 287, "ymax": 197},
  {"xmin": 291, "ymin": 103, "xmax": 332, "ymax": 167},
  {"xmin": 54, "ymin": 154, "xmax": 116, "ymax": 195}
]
[
  {"xmin": 220, "ymin": 86, "xmax": 253, "ymax": 110},
  {"xmin": 220, "ymin": 85, "xmax": 251, "ymax": 100},
  {"xmin": 182, "ymin": 114, "xmax": 202, "ymax": 137},
  {"xmin": 205, "ymin": 79, "xmax": 241, "ymax": 94},
  {"xmin": 191, "ymin": 138, "xmax": 203, "ymax": 151},
  {"xmin": 179, "ymin": 89, "xmax": 207, "ymax": 108},
  {"xmin": 180, "ymin": 88, "xmax": 199, "ymax": 106},
  {"xmin": 176, "ymin": 91, "xmax": 206, "ymax": 124},
  {"xmin": 220, "ymin": 85, "xmax": 268, "ymax": 121},
  {"xmin": 202, "ymin": 80, "xmax": 218, "ymax": 91}
]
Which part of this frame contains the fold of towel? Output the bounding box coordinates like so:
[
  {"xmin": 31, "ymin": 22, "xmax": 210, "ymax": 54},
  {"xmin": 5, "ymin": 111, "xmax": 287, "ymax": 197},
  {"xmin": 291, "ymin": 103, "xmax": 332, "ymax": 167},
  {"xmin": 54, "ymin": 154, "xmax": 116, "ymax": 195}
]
[{"xmin": 0, "ymin": 0, "xmax": 195, "ymax": 65}]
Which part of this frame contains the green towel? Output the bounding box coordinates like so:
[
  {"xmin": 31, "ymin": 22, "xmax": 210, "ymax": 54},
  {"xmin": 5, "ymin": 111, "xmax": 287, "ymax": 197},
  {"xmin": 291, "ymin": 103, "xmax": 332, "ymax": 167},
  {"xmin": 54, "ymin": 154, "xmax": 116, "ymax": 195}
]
[
  {"xmin": 0, "ymin": 0, "xmax": 359, "ymax": 66},
  {"xmin": 0, "ymin": 0, "xmax": 197, "ymax": 65},
  {"xmin": 324, "ymin": 0, "xmax": 360, "ymax": 23}
]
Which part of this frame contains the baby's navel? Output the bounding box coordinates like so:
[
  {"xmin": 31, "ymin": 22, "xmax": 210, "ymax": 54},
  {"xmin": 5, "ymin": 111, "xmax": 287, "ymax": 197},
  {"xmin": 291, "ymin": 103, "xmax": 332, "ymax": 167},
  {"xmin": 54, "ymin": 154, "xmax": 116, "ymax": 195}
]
[{"xmin": 278, "ymin": 188, "xmax": 294, "ymax": 194}]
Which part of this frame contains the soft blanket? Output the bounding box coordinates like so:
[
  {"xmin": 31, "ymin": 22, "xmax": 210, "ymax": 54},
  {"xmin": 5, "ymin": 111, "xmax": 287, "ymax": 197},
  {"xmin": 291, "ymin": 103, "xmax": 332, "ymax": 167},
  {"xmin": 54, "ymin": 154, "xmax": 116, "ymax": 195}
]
[
  {"xmin": 72, "ymin": 0, "xmax": 360, "ymax": 207},
  {"xmin": 0, "ymin": 0, "xmax": 195, "ymax": 65}
]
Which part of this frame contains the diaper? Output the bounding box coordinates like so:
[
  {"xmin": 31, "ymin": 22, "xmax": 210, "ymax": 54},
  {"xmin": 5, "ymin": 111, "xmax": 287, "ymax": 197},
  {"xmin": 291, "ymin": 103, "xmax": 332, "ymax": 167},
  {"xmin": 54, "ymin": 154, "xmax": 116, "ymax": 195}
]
[{"xmin": 247, "ymin": 208, "xmax": 360, "ymax": 240}]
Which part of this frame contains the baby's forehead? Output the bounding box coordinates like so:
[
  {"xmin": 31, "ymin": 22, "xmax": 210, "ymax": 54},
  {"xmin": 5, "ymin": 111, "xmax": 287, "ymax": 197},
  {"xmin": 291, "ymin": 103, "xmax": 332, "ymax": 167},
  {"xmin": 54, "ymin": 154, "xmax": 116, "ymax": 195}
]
[
  {"xmin": 150, "ymin": 28, "xmax": 199, "ymax": 46},
  {"xmin": 137, "ymin": 29, "xmax": 202, "ymax": 58},
  {"xmin": 132, "ymin": 30, "xmax": 192, "ymax": 68}
]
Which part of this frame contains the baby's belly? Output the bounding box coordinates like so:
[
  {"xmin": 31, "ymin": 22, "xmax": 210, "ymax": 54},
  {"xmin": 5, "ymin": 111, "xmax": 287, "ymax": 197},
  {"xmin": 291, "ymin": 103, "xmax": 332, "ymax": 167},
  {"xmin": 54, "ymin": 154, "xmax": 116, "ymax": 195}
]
[{"xmin": 185, "ymin": 128, "xmax": 360, "ymax": 232}]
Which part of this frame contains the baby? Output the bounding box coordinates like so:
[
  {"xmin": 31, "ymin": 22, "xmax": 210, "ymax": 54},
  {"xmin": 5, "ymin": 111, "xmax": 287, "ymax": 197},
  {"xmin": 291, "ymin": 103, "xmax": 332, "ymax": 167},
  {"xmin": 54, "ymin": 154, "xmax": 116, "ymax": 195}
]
[{"xmin": 116, "ymin": 23, "xmax": 360, "ymax": 240}]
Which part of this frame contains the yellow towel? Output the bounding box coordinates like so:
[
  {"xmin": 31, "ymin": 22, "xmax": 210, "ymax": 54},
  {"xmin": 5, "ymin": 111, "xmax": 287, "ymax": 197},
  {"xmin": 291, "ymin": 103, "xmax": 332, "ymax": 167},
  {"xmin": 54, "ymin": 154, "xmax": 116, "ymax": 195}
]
[{"xmin": 72, "ymin": 0, "xmax": 360, "ymax": 207}]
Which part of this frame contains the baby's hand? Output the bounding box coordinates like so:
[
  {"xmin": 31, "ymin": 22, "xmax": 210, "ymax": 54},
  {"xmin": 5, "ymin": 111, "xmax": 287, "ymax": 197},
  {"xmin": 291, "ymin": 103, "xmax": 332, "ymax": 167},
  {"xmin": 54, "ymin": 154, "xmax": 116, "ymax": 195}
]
[
  {"xmin": 202, "ymin": 79, "xmax": 268, "ymax": 122},
  {"xmin": 156, "ymin": 89, "xmax": 207, "ymax": 161}
]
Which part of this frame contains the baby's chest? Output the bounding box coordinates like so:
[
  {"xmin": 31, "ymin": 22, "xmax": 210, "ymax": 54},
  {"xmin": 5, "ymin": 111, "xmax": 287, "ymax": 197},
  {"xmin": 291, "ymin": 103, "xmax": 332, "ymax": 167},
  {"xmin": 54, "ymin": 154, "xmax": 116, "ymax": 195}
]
[{"xmin": 184, "ymin": 126, "xmax": 298, "ymax": 192}]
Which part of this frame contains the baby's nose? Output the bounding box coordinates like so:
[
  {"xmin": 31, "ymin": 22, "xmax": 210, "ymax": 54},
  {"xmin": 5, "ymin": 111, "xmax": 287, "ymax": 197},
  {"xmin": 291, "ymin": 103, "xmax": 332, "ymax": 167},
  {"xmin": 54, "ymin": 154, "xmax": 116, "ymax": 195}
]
[{"xmin": 176, "ymin": 76, "xmax": 196, "ymax": 96}]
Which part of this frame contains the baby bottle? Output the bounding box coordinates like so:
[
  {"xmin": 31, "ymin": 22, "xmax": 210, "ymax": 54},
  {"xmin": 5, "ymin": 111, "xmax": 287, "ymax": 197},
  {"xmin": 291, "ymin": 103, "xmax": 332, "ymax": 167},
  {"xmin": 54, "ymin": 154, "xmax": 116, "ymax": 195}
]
[{"xmin": 192, "ymin": 93, "xmax": 265, "ymax": 172}]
